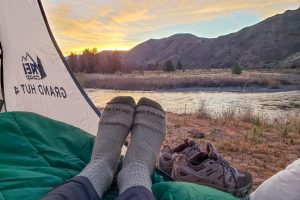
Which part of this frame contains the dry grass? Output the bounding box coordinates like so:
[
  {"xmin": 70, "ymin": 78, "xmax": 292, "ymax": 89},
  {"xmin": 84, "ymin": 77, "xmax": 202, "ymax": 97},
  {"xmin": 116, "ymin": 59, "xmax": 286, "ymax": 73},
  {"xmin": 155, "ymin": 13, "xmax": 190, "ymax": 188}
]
[
  {"xmin": 76, "ymin": 69, "xmax": 298, "ymax": 90},
  {"xmin": 273, "ymin": 111, "xmax": 300, "ymax": 137},
  {"xmin": 165, "ymin": 108, "xmax": 300, "ymax": 190},
  {"xmin": 196, "ymin": 98, "xmax": 211, "ymax": 119}
]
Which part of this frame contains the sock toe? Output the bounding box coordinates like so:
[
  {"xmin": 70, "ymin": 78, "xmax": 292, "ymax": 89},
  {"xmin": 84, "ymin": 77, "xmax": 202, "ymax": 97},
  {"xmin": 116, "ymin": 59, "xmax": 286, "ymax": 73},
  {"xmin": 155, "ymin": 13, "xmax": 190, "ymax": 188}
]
[
  {"xmin": 108, "ymin": 96, "xmax": 136, "ymax": 108},
  {"xmin": 137, "ymin": 97, "xmax": 164, "ymax": 113}
]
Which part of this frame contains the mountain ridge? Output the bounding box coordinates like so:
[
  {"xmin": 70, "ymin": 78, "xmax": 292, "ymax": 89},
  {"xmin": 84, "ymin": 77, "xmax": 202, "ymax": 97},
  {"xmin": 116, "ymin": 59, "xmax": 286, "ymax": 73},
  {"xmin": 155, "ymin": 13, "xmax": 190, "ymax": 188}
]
[{"xmin": 115, "ymin": 8, "xmax": 300, "ymax": 69}]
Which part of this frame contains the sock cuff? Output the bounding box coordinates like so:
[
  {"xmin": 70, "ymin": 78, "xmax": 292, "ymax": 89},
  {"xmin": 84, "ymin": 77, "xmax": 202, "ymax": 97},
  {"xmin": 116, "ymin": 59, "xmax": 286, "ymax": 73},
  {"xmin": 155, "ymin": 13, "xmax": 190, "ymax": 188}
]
[
  {"xmin": 117, "ymin": 163, "xmax": 152, "ymax": 194},
  {"xmin": 79, "ymin": 159, "xmax": 114, "ymax": 198},
  {"xmin": 123, "ymin": 143, "xmax": 157, "ymax": 170}
]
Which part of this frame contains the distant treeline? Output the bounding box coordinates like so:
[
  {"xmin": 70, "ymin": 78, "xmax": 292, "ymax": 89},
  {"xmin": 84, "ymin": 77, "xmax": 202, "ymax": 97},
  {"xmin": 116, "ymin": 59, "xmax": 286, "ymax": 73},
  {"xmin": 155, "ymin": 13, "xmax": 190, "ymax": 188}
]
[
  {"xmin": 67, "ymin": 48, "xmax": 188, "ymax": 74},
  {"xmin": 67, "ymin": 48, "xmax": 246, "ymax": 75},
  {"xmin": 67, "ymin": 48, "xmax": 126, "ymax": 74}
]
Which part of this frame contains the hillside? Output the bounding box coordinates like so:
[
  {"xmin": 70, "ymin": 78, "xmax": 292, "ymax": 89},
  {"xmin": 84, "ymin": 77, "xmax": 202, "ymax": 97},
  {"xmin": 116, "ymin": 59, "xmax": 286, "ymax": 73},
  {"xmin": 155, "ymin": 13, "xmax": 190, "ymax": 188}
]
[{"xmin": 121, "ymin": 8, "xmax": 300, "ymax": 69}]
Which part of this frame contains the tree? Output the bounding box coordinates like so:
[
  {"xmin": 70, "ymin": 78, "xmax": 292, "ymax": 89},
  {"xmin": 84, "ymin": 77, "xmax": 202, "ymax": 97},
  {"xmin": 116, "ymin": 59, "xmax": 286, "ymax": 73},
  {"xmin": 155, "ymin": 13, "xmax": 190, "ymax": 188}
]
[
  {"xmin": 155, "ymin": 62, "xmax": 160, "ymax": 70},
  {"xmin": 232, "ymin": 63, "xmax": 242, "ymax": 75},
  {"xmin": 177, "ymin": 60, "xmax": 183, "ymax": 70},
  {"xmin": 80, "ymin": 49, "xmax": 91, "ymax": 73},
  {"xmin": 68, "ymin": 52, "xmax": 80, "ymax": 73},
  {"xmin": 106, "ymin": 50, "xmax": 122, "ymax": 73},
  {"xmin": 163, "ymin": 60, "xmax": 175, "ymax": 72},
  {"xmin": 90, "ymin": 48, "xmax": 101, "ymax": 73},
  {"xmin": 79, "ymin": 48, "xmax": 100, "ymax": 73}
]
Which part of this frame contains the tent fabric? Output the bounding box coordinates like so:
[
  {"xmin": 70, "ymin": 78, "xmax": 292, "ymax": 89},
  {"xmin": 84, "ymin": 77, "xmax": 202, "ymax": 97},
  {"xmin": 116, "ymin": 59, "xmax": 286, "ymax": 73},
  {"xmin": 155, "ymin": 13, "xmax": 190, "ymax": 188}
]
[
  {"xmin": 0, "ymin": 0, "xmax": 100, "ymax": 135},
  {"xmin": 250, "ymin": 158, "xmax": 300, "ymax": 200},
  {"xmin": 0, "ymin": 111, "xmax": 237, "ymax": 200}
]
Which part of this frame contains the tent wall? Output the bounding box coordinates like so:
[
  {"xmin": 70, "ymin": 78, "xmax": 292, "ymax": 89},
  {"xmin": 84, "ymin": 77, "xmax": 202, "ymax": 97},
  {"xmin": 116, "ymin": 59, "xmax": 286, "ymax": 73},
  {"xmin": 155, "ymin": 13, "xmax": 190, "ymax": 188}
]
[{"xmin": 0, "ymin": 0, "xmax": 100, "ymax": 135}]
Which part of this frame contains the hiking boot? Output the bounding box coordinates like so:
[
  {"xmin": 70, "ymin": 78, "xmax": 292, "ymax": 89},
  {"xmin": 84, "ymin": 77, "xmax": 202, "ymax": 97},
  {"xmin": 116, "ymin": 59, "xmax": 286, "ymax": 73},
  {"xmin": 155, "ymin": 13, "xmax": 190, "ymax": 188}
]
[
  {"xmin": 171, "ymin": 142, "xmax": 252, "ymax": 198},
  {"xmin": 158, "ymin": 139, "xmax": 201, "ymax": 175}
]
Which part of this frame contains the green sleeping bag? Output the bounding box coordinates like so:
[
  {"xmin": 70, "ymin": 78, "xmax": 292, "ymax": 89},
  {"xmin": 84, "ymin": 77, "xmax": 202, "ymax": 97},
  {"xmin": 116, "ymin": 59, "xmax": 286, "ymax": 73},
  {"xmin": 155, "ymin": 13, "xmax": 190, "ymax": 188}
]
[{"xmin": 0, "ymin": 112, "xmax": 237, "ymax": 200}]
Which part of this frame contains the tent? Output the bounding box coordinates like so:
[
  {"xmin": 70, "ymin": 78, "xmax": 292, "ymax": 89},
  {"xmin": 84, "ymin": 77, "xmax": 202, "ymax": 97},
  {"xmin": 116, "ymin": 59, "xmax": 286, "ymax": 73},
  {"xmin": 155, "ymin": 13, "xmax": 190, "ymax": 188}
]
[{"xmin": 0, "ymin": 0, "xmax": 100, "ymax": 136}]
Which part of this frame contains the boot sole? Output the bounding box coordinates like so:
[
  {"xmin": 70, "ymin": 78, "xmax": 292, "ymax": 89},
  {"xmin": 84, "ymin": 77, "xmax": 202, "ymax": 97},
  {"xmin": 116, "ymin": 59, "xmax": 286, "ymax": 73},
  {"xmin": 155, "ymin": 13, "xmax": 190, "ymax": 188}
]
[{"xmin": 173, "ymin": 172, "xmax": 252, "ymax": 198}]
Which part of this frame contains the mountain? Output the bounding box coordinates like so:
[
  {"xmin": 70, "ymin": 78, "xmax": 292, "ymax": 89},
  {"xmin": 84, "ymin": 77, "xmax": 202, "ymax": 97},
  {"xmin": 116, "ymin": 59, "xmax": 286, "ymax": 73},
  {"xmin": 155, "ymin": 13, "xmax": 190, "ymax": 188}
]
[{"xmin": 121, "ymin": 8, "xmax": 300, "ymax": 69}]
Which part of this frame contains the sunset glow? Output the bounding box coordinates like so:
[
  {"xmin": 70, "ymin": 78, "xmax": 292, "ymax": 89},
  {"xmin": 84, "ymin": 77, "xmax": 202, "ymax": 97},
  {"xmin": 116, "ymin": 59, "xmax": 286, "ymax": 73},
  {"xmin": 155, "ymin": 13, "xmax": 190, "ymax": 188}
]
[{"xmin": 43, "ymin": 0, "xmax": 300, "ymax": 55}]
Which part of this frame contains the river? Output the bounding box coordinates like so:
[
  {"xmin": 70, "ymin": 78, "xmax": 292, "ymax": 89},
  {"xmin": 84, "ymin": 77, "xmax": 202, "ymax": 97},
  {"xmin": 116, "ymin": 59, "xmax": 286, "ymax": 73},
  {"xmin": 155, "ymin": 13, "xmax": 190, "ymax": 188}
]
[{"xmin": 86, "ymin": 88, "xmax": 300, "ymax": 119}]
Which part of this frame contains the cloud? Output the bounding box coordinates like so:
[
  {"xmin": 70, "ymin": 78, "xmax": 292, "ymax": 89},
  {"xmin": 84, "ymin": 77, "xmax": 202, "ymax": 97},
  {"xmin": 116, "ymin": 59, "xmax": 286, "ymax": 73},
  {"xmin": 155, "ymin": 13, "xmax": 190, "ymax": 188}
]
[{"xmin": 43, "ymin": 0, "xmax": 300, "ymax": 55}]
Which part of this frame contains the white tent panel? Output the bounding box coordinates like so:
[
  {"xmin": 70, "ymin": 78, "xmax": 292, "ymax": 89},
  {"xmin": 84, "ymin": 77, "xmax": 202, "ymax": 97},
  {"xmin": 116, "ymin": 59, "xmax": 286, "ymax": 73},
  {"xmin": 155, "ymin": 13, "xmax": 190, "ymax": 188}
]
[{"xmin": 0, "ymin": 0, "xmax": 100, "ymax": 135}]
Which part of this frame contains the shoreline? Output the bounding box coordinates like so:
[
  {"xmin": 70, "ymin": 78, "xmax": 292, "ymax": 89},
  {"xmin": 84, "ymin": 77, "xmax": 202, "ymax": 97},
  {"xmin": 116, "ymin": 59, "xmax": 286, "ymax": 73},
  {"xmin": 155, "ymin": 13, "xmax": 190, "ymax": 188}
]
[
  {"xmin": 86, "ymin": 84, "xmax": 300, "ymax": 93},
  {"xmin": 89, "ymin": 88, "xmax": 300, "ymax": 117}
]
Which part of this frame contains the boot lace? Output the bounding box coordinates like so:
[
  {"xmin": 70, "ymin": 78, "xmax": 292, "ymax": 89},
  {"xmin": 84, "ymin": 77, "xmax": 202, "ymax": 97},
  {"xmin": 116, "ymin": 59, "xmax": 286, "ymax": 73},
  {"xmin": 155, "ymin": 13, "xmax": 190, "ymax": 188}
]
[{"xmin": 217, "ymin": 156, "xmax": 239, "ymax": 188}]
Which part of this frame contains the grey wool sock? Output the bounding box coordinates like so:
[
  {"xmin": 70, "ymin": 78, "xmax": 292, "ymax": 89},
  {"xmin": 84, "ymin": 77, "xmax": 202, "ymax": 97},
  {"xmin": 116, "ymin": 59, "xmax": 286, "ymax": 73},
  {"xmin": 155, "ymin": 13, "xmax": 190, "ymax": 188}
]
[
  {"xmin": 117, "ymin": 97, "xmax": 166, "ymax": 194},
  {"xmin": 79, "ymin": 96, "xmax": 136, "ymax": 198}
]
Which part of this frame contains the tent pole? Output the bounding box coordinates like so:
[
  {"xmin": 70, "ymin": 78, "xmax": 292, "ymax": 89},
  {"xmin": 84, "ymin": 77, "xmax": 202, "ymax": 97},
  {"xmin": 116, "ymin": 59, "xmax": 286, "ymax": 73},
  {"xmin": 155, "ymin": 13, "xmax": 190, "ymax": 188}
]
[{"xmin": 0, "ymin": 42, "xmax": 6, "ymax": 112}]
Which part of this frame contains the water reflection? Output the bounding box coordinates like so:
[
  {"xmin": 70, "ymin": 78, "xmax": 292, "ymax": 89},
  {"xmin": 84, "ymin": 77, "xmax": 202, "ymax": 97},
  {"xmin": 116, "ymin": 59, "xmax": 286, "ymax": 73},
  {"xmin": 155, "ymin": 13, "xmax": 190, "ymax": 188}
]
[{"xmin": 86, "ymin": 89, "xmax": 300, "ymax": 119}]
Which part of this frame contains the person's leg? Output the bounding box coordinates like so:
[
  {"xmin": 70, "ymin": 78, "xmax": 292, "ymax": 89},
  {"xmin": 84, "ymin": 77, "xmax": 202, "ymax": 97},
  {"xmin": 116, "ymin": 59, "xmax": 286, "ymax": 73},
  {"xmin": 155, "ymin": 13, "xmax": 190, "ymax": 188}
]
[
  {"xmin": 117, "ymin": 97, "xmax": 166, "ymax": 200},
  {"xmin": 42, "ymin": 96, "xmax": 136, "ymax": 200},
  {"xmin": 41, "ymin": 176, "xmax": 99, "ymax": 200},
  {"xmin": 117, "ymin": 186, "xmax": 156, "ymax": 200}
]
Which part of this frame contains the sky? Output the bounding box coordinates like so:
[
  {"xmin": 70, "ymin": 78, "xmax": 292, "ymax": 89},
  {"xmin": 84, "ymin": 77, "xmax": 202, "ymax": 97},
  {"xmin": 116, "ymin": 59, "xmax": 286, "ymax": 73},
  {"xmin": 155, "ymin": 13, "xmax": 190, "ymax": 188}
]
[{"xmin": 43, "ymin": 0, "xmax": 300, "ymax": 55}]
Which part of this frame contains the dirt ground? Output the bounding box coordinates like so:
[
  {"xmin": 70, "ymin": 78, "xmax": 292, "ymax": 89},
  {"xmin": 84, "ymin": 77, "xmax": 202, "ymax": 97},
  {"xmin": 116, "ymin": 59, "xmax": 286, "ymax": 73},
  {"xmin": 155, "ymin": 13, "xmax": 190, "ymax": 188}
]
[{"xmin": 164, "ymin": 112, "xmax": 300, "ymax": 190}]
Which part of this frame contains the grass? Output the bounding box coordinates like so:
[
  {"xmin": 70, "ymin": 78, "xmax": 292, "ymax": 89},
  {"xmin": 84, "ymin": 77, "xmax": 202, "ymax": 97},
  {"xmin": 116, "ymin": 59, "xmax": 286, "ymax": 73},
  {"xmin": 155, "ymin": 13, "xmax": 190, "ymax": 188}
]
[
  {"xmin": 274, "ymin": 111, "xmax": 300, "ymax": 136},
  {"xmin": 76, "ymin": 69, "xmax": 299, "ymax": 90},
  {"xmin": 196, "ymin": 98, "xmax": 211, "ymax": 119},
  {"xmin": 196, "ymin": 98, "xmax": 268, "ymax": 126}
]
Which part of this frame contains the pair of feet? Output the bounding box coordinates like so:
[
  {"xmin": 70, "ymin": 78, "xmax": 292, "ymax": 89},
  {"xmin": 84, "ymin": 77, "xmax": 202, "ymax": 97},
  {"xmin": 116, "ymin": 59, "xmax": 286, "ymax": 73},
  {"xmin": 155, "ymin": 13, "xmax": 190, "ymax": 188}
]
[{"xmin": 79, "ymin": 96, "xmax": 166, "ymax": 198}]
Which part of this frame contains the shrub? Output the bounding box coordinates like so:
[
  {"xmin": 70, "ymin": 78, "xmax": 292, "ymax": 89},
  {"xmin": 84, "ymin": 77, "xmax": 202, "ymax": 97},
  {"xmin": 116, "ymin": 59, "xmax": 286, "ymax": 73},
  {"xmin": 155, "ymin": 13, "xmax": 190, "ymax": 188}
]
[
  {"xmin": 177, "ymin": 61, "xmax": 183, "ymax": 70},
  {"xmin": 163, "ymin": 60, "xmax": 175, "ymax": 72},
  {"xmin": 266, "ymin": 79, "xmax": 281, "ymax": 89},
  {"xmin": 232, "ymin": 63, "xmax": 242, "ymax": 75}
]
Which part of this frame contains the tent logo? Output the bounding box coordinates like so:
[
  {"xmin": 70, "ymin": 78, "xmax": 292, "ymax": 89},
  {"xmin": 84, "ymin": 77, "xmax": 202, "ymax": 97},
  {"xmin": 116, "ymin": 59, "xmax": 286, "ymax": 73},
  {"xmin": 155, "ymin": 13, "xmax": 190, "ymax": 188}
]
[{"xmin": 21, "ymin": 53, "xmax": 47, "ymax": 80}]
